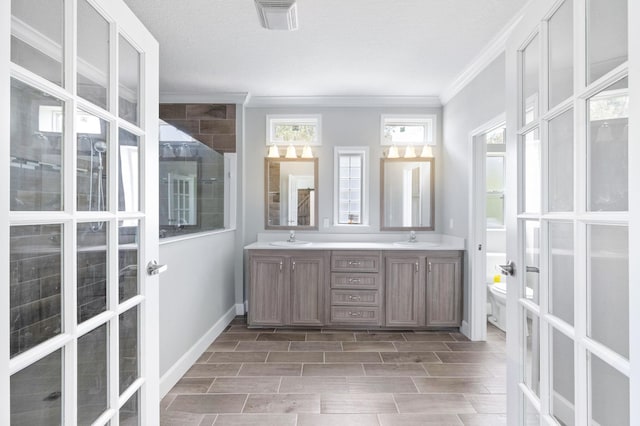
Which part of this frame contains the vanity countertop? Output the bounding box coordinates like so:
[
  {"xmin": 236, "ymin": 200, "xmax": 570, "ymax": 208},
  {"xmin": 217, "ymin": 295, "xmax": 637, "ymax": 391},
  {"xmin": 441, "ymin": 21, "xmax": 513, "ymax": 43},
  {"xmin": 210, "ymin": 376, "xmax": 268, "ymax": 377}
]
[{"xmin": 244, "ymin": 240, "xmax": 464, "ymax": 251}]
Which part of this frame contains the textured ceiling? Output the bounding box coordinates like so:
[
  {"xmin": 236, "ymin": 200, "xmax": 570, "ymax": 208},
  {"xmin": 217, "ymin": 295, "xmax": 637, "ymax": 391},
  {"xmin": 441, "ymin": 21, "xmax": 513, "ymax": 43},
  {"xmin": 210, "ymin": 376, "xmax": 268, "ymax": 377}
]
[{"xmin": 123, "ymin": 0, "xmax": 527, "ymax": 97}]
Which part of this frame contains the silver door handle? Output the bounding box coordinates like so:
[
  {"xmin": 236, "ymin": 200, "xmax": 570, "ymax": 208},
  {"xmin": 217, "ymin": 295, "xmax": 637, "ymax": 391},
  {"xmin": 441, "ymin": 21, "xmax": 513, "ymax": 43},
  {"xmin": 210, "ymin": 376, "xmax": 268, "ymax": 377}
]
[
  {"xmin": 526, "ymin": 266, "xmax": 539, "ymax": 273},
  {"xmin": 496, "ymin": 261, "xmax": 515, "ymax": 276},
  {"xmin": 147, "ymin": 260, "xmax": 168, "ymax": 276}
]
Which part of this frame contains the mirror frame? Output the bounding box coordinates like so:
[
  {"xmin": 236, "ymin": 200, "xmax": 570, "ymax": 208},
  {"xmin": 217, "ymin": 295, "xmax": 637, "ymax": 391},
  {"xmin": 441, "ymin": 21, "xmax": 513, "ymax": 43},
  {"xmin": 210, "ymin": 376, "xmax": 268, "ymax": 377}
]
[
  {"xmin": 264, "ymin": 157, "xmax": 319, "ymax": 231},
  {"xmin": 380, "ymin": 157, "xmax": 435, "ymax": 231}
]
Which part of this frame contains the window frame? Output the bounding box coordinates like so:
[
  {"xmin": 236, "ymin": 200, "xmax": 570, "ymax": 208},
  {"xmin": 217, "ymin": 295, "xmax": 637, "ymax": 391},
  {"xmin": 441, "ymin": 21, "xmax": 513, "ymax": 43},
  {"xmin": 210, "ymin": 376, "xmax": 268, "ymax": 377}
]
[
  {"xmin": 266, "ymin": 114, "xmax": 322, "ymax": 145},
  {"xmin": 333, "ymin": 147, "xmax": 369, "ymax": 227},
  {"xmin": 380, "ymin": 114, "xmax": 437, "ymax": 145}
]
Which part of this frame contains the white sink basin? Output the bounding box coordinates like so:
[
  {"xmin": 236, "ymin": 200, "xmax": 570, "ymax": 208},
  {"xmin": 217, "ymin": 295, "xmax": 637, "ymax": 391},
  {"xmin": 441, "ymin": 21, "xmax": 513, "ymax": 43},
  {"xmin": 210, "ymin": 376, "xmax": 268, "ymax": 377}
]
[
  {"xmin": 269, "ymin": 240, "xmax": 313, "ymax": 247},
  {"xmin": 392, "ymin": 241, "xmax": 439, "ymax": 248}
]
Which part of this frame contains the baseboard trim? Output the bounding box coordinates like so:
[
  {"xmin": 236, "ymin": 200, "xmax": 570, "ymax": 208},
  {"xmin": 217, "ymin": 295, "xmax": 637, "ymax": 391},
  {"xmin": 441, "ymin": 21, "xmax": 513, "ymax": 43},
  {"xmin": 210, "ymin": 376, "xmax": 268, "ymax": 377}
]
[
  {"xmin": 159, "ymin": 305, "xmax": 236, "ymax": 398},
  {"xmin": 235, "ymin": 303, "xmax": 245, "ymax": 315},
  {"xmin": 460, "ymin": 320, "xmax": 471, "ymax": 339}
]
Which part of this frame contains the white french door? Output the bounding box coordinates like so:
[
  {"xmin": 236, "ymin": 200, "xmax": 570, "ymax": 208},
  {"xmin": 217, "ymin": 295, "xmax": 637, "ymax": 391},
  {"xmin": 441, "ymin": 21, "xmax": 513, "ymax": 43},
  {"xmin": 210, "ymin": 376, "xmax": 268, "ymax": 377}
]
[
  {"xmin": 1, "ymin": 0, "xmax": 159, "ymax": 425},
  {"xmin": 505, "ymin": 0, "xmax": 637, "ymax": 425}
]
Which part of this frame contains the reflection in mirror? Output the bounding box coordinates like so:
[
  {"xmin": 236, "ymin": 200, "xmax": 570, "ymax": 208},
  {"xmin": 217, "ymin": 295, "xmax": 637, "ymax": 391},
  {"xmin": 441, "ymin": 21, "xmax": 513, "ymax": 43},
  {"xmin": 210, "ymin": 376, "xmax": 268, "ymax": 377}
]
[
  {"xmin": 265, "ymin": 158, "xmax": 318, "ymax": 229},
  {"xmin": 381, "ymin": 158, "xmax": 434, "ymax": 230}
]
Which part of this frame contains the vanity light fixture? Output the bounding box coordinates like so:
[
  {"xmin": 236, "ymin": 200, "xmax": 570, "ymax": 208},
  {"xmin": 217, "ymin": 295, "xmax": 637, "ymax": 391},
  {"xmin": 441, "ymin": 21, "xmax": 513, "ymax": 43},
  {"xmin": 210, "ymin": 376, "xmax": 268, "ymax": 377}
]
[
  {"xmin": 285, "ymin": 144, "xmax": 298, "ymax": 158},
  {"xmin": 404, "ymin": 145, "xmax": 417, "ymax": 158},
  {"xmin": 420, "ymin": 145, "xmax": 434, "ymax": 158},
  {"xmin": 267, "ymin": 143, "xmax": 280, "ymax": 158},
  {"xmin": 301, "ymin": 144, "xmax": 313, "ymax": 158},
  {"xmin": 387, "ymin": 145, "xmax": 399, "ymax": 158}
]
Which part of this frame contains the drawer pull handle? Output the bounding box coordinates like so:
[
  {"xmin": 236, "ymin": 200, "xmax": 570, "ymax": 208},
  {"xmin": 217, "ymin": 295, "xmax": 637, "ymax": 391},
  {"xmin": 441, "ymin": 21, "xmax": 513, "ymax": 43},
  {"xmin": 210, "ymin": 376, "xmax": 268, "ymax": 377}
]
[
  {"xmin": 348, "ymin": 278, "xmax": 361, "ymax": 283},
  {"xmin": 348, "ymin": 311, "xmax": 363, "ymax": 317},
  {"xmin": 348, "ymin": 295, "xmax": 361, "ymax": 301},
  {"xmin": 348, "ymin": 261, "xmax": 362, "ymax": 266}
]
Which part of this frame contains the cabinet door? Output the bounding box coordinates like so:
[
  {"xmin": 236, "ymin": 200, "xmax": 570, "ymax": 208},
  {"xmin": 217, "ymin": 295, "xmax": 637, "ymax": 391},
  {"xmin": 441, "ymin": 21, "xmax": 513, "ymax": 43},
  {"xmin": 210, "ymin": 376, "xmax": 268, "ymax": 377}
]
[
  {"xmin": 426, "ymin": 257, "xmax": 462, "ymax": 327},
  {"xmin": 249, "ymin": 256, "xmax": 287, "ymax": 326},
  {"xmin": 385, "ymin": 256, "xmax": 423, "ymax": 327},
  {"xmin": 290, "ymin": 255, "xmax": 325, "ymax": 326}
]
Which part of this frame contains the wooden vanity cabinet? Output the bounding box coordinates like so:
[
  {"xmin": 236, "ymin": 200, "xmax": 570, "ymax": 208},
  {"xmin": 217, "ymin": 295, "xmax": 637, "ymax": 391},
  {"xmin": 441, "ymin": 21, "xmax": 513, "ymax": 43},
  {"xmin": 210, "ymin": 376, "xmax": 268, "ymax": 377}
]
[
  {"xmin": 385, "ymin": 254, "xmax": 424, "ymax": 327},
  {"xmin": 426, "ymin": 256, "xmax": 462, "ymax": 327}
]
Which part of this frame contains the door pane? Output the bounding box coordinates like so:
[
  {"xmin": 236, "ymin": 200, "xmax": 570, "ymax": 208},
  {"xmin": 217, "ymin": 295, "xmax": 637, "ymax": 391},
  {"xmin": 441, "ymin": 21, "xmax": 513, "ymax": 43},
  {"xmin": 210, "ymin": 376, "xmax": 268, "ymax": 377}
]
[
  {"xmin": 77, "ymin": 222, "xmax": 107, "ymax": 322},
  {"xmin": 587, "ymin": 0, "xmax": 628, "ymax": 84},
  {"xmin": 119, "ymin": 306, "xmax": 139, "ymax": 394},
  {"xmin": 77, "ymin": 111, "xmax": 109, "ymax": 211},
  {"xmin": 10, "ymin": 0, "xmax": 64, "ymax": 86},
  {"xmin": 119, "ymin": 129, "xmax": 140, "ymax": 213},
  {"xmin": 77, "ymin": 0, "xmax": 109, "ymax": 109},
  {"xmin": 120, "ymin": 390, "xmax": 139, "ymax": 426},
  {"xmin": 549, "ymin": 222, "xmax": 574, "ymax": 326},
  {"xmin": 524, "ymin": 311, "xmax": 540, "ymax": 396},
  {"xmin": 524, "ymin": 221, "xmax": 540, "ymax": 304},
  {"xmin": 523, "ymin": 129, "xmax": 541, "ymax": 213},
  {"xmin": 11, "ymin": 79, "xmax": 64, "ymax": 211},
  {"xmin": 587, "ymin": 225, "xmax": 628, "ymax": 358},
  {"xmin": 589, "ymin": 353, "xmax": 629, "ymax": 425},
  {"xmin": 10, "ymin": 349, "xmax": 62, "ymax": 426},
  {"xmin": 551, "ymin": 329, "xmax": 575, "ymax": 425},
  {"xmin": 522, "ymin": 35, "xmax": 539, "ymax": 126},
  {"xmin": 524, "ymin": 395, "xmax": 540, "ymax": 425},
  {"xmin": 119, "ymin": 222, "xmax": 139, "ymax": 303},
  {"xmin": 548, "ymin": 109, "xmax": 574, "ymax": 212},
  {"xmin": 119, "ymin": 35, "xmax": 140, "ymax": 125},
  {"xmin": 548, "ymin": 0, "xmax": 573, "ymax": 108},
  {"xmin": 78, "ymin": 324, "xmax": 108, "ymax": 424},
  {"xmin": 10, "ymin": 225, "xmax": 62, "ymax": 357},
  {"xmin": 587, "ymin": 77, "xmax": 628, "ymax": 212}
]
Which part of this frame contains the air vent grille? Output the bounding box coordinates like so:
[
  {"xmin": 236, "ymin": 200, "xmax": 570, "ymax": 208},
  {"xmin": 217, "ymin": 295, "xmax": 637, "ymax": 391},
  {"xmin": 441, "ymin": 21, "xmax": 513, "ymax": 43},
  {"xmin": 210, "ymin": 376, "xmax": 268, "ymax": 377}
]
[{"xmin": 254, "ymin": 0, "xmax": 298, "ymax": 31}]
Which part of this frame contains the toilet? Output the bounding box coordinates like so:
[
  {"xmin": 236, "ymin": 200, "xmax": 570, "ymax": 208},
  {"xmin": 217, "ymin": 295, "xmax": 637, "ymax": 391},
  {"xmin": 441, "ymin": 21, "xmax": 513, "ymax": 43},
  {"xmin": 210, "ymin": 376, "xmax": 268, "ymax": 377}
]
[{"xmin": 487, "ymin": 281, "xmax": 533, "ymax": 332}]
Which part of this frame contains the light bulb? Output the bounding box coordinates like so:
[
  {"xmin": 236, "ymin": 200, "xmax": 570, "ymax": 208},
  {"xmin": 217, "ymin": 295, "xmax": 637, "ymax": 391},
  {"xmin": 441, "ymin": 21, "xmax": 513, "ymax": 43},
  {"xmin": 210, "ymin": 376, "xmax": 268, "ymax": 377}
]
[
  {"xmin": 301, "ymin": 145, "xmax": 313, "ymax": 158},
  {"xmin": 267, "ymin": 144, "xmax": 280, "ymax": 158},
  {"xmin": 285, "ymin": 144, "xmax": 297, "ymax": 158},
  {"xmin": 404, "ymin": 145, "xmax": 417, "ymax": 158},
  {"xmin": 420, "ymin": 145, "xmax": 434, "ymax": 158},
  {"xmin": 387, "ymin": 145, "xmax": 399, "ymax": 158}
]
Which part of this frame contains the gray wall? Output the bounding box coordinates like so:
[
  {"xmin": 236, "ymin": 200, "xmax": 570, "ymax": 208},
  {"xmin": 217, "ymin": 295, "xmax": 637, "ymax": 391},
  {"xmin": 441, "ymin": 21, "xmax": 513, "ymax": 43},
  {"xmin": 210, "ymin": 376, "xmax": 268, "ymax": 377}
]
[
  {"xmin": 243, "ymin": 106, "xmax": 443, "ymax": 246},
  {"xmin": 442, "ymin": 53, "xmax": 506, "ymax": 322},
  {"xmin": 158, "ymin": 230, "xmax": 236, "ymax": 376}
]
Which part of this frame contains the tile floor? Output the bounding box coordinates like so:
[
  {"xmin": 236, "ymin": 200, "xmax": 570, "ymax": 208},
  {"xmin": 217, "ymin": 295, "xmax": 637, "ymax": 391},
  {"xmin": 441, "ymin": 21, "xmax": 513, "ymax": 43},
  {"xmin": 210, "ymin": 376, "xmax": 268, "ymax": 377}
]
[{"xmin": 161, "ymin": 317, "xmax": 507, "ymax": 426}]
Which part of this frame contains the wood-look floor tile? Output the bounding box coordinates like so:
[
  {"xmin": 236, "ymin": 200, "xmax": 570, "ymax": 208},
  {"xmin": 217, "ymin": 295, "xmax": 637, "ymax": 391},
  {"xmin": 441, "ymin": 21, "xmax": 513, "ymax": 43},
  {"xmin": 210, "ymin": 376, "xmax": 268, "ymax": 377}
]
[
  {"xmin": 196, "ymin": 352, "xmax": 212, "ymax": 363},
  {"xmin": 445, "ymin": 342, "xmax": 502, "ymax": 352},
  {"xmin": 302, "ymin": 363, "xmax": 365, "ymax": 376},
  {"xmin": 393, "ymin": 394, "xmax": 475, "ymax": 414},
  {"xmin": 215, "ymin": 333, "xmax": 259, "ymax": 342},
  {"xmin": 380, "ymin": 352, "xmax": 439, "ymax": 363},
  {"xmin": 378, "ymin": 413, "xmax": 464, "ymax": 426},
  {"xmin": 199, "ymin": 414, "xmax": 217, "ymax": 426},
  {"xmin": 168, "ymin": 378, "xmax": 215, "ymax": 394},
  {"xmin": 424, "ymin": 364, "xmax": 493, "ymax": 378},
  {"xmin": 167, "ymin": 394, "xmax": 247, "ymax": 414},
  {"xmin": 229, "ymin": 316, "xmax": 247, "ymax": 325},
  {"xmin": 227, "ymin": 325, "xmax": 272, "ymax": 333},
  {"xmin": 238, "ymin": 363, "xmax": 301, "ymax": 376},
  {"xmin": 403, "ymin": 333, "xmax": 456, "ymax": 342},
  {"xmin": 213, "ymin": 414, "xmax": 296, "ymax": 425},
  {"xmin": 266, "ymin": 351, "xmax": 323, "ymax": 363},
  {"xmin": 208, "ymin": 377, "xmax": 281, "ymax": 394},
  {"xmin": 478, "ymin": 376, "xmax": 506, "ymax": 394},
  {"xmin": 435, "ymin": 351, "xmax": 504, "ymax": 364},
  {"xmin": 457, "ymin": 413, "xmax": 507, "ymax": 425},
  {"xmin": 184, "ymin": 364, "xmax": 241, "ymax": 378},
  {"xmin": 306, "ymin": 333, "xmax": 355, "ymax": 342},
  {"xmin": 411, "ymin": 378, "xmax": 490, "ymax": 394},
  {"xmin": 161, "ymin": 394, "xmax": 177, "ymax": 410},
  {"xmin": 321, "ymin": 394, "xmax": 397, "ymax": 414},
  {"xmin": 235, "ymin": 341, "xmax": 290, "ymax": 352},
  {"xmin": 363, "ymin": 363, "xmax": 427, "ymax": 377},
  {"xmin": 393, "ymin": 342, "xmax": 450, "ymax": 352},
  {"xmin": 243, "ymin": 393, "xmax": 320, "ymax": 413},
  {"xmin": 342, "ymin": 342, "xmax": 396, "ymax": 352},
  {"xmin": 325, "ymin": 352, "xmax": 382, "ymax": 363},
  {"xmin": 275, "ymin": 328, "xmax": 321, "ymax": 333},
  {"xmin": 347, "ymin": 377, "xmax": 418, "ymax": 394},
  {"xmin": 355, "ymin": 333, "xmax": 407, "ymax": 342},
  {"xmin": 279, "ymin": 377, "xmax": 349, "ymax": 393},
  {"xmin": 257, "ymin": 333, "xmax": 306, "ymax": 341},
  {"xmin": 206, "ymin": 342, "xmax": 239, "ymax": 352},
  {"xmin": 160, "ymin": 411, "xmax": 204, "ymax": 426},
  {"xmin": 450, "ymin": 333, "xmax": 471, "ymax": 342},
  {"xmin": 297, "ymin": 413, "xmax": 380, "ymax": 426},
  {"xmin": 465, "ymin": 394, "xmax": 506, "ymax": 414},
  {"xmin": 290, "ymin": 342, "xmax": 342, "ymax": 352},
  {"xmin": 208, "ymin": 352, "xmax": 268, "ymax": 363},
  {"xmin": 483, "ymin": 363, "xmax": 506, "ymax": 377}
]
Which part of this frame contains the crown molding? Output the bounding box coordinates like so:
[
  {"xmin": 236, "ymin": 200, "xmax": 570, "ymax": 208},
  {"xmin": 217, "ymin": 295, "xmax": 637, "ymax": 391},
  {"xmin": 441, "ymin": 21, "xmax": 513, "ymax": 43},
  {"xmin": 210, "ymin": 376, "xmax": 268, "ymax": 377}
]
[
  {"xmin": 159, "ymin": 92, "xmax": 250, "ymax": 104},
  {"xmin": 439, "ymin": 0, "xmax": 532, "ymax": 105},
  {"xmin": 245, "ymin": 95, "xmax": 442, "ymax": 108}
]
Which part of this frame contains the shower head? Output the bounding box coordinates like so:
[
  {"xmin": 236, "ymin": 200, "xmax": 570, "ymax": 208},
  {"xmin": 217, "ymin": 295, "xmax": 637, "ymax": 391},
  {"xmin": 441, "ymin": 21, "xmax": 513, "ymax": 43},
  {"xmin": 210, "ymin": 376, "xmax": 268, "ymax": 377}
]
[{"xmin": 93, "ymin": 141, "xmax": 107, "ymax": 153}]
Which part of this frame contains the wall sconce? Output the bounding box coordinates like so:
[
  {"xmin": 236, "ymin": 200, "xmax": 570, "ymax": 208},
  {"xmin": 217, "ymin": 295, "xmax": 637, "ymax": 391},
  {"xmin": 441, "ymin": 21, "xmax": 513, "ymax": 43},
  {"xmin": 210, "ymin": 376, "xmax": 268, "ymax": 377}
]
[
  {"xmin": 420, "ymin": 145, "xmax": 434, "ymax": 158},
  {"xmin": 404, "ymin": 145, "xmax": 417, "ymax": 158},
  {"xmin": 285, "ymin": 144, "xmax": 298, "ymax": 158},
  {"xmin": 161, "ymin": 143, "xmax": 175, "ymax": 159},
  {"xmin": 267, "ymin": 143, "xmax": 280, "ymax": 158},
  {"xmin": 387, "ymin": 145, "xmax": 399, "ymax": 158},
  {"xmin": 301, "ymin": 145, "xmax": 313, "ymax": 158}
]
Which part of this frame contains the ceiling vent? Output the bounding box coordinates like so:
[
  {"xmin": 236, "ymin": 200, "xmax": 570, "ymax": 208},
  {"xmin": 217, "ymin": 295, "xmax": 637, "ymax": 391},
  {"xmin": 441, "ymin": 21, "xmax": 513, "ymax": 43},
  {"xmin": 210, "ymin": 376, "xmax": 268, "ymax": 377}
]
[{"xmin": 254, "ymin": 0, "xmax": 298, "ymax": 31}]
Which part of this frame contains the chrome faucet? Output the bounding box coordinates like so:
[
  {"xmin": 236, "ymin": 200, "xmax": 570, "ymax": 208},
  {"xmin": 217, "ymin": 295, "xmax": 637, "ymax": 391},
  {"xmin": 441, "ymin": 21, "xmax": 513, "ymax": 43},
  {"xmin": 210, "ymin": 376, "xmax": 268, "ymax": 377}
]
[
  {"xmin": 287, "ymin": 230, "xmax": 296, "ymax": 242},
  {"xmin": 408, "ymin": 230, "xmax": 417, "ymax": 243}
]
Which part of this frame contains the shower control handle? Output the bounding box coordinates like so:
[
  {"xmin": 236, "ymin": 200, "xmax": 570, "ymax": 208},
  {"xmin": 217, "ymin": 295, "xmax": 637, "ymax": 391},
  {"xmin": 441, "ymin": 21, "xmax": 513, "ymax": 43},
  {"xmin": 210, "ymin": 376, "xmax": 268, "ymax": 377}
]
[{"xmin": 147, "ymin": 260, "xmax": 168, "ymax": 276}]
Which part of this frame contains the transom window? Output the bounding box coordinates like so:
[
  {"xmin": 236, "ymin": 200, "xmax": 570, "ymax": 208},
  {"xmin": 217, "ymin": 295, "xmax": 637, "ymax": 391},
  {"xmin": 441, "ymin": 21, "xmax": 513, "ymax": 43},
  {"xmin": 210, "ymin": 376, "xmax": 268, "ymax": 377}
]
[
  {"xmin": 267, "ymin": 114, "xmax": 321, "ymax": 145},
  {"xmin": 381, "ymin": 114, "xmax": 436, "ymax": 145}
]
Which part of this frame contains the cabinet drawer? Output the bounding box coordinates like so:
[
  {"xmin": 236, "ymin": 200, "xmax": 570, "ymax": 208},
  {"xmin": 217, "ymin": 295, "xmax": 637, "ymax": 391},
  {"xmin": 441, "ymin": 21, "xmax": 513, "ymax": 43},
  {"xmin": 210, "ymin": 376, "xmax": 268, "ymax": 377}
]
[
  {"xmin": 331, "ymin": 252, "xmax": 380, "ymax": 272},
  {"xmin": 331, "ymin": 307, "xmax": 380, "ymax": 324},
  {"xmin": 331, "ymin": 273, "xmax": 379, "ymax": 289},
  {"xmin": 331, "ymin": 290, "xmax": 379, "ymax": 306}
]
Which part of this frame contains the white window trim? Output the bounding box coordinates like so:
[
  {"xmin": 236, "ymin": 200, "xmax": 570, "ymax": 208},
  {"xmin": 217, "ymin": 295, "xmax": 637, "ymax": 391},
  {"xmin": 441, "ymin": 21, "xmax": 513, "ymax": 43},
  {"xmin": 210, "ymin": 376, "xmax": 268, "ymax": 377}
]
[
  {"xmin": 333, "ymin": 147, "xmax": 369, "ymax": 227},
  {"xmin": 266, "ymin": 114, "xmax": 322, "ymax": 145},
  {"xmin": 380, "ymin": 114, "xmax": 437, "ymax": 146}
]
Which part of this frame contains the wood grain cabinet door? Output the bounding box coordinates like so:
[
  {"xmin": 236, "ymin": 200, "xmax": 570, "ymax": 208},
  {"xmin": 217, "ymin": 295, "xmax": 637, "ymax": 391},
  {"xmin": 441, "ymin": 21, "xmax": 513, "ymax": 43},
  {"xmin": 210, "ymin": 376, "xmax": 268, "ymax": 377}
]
[
  {"xmin": 249, "ymin": 255, "xmax": 287, "ymax": 326},
  {"xmin": 385, "ymin": 255, "xmax": 424, "ymax": 327},
  {"xmin": 290, "ymin": 255, "xmax": 326, "ymax": 326},
  {"xmin": 426, "ymin": 257, "xmax": 462, "ymax": 327}
]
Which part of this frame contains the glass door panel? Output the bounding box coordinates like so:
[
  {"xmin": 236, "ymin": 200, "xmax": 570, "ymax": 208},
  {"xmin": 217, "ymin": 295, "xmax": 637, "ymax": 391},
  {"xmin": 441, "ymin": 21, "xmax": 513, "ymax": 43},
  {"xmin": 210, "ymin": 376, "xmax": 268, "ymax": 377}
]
[
  {"xmin": 119, "ymin": 306, "xmax": 139, "ymax": 394},
  {"xmin": 77, "ymin": 110, "xmax": 109, "ymax": 211},
  {"xmin": 77, "ymin": 0, "xmax": 110, "ymax": 109},
  {"xmin": 522, "ymin": 35, "xmax": 540, "ymax": 126},
  {"xmin": 586, "ymin": 0, "xmax": 628, "ymax": 84},
  {"xmin": 548, "ymin": 109, "xmax": 574, "ymax": 212},
  {"xmin": 118, "ymin": 222, "xmax": 139, "ymax": 302},
  {"xmin": 120, "ymin": 390, "xmax": 139, "ymax": 425},
  {"xmin": 118, "ymin": 36, "xmax": 140, "ymax": 125},
  {"xmin": 77, "ymin": 324, "xmax": 109, "ymax": 425},
  {"xmin": 524, "ymin": 311, "xmax": 540, "ymax": 396},
  {"xmin": 551, "ymin": 329, "xmax": 575, "ymax": 425},
  {"xmin": 589, "ymin": 353, "xmax": 629, "ymax": 425},
  {"xmin": 524, "ymin": 221, "xmax": 540, "ymax": 304},
  {"xmin": 118, "ymin": 129, "xmax": 140, "ymax": 213},
  {"xmin": 77, "ymin": 222, "xmax": 108, "ymax": 323},
  {"xmin": 523, "ymin": 129, "xmax": 541, "ymax": 213},
  {"xmin": 549, "ymin": 222, "xmax": 574, "ymax": 326},
  {"xmin": 548, "ymin": 0, "xmax": 573, "ymax": 109}
]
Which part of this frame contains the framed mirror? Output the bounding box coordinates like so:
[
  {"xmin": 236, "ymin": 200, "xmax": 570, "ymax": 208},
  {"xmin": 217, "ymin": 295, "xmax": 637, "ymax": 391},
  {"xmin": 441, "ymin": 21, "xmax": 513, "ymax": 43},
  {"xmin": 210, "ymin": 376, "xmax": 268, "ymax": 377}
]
[
  {"xmin": 160, "ymin": 158, "xmax": 200, "ymax": 228},
  {"xmin": 380, "ymin": 158, "xmax": 435, "ymax": 230},
  {"xmin": 265, "ymin": 158, "xmax": 318, "ymax": 230}
]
